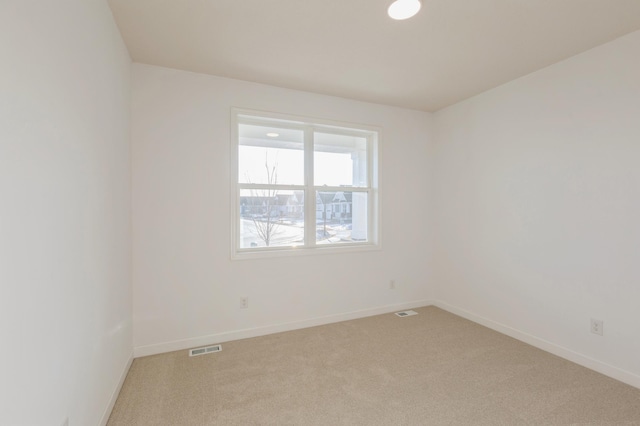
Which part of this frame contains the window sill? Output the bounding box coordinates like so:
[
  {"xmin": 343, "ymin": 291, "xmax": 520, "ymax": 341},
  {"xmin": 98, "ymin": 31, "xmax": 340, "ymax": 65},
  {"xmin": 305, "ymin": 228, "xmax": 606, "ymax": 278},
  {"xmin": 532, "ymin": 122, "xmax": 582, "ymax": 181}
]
[{"xmin": 231, "ymin": 242, "xmax": 382, "ymax": 261}]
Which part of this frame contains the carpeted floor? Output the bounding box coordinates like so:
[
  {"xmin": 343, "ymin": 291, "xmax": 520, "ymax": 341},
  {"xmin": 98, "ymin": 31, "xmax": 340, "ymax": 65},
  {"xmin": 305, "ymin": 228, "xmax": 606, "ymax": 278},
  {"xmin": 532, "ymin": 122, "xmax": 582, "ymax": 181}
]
[{"xmin": 107, "ymin": 306, "xmax": 640, "ymax": 425}]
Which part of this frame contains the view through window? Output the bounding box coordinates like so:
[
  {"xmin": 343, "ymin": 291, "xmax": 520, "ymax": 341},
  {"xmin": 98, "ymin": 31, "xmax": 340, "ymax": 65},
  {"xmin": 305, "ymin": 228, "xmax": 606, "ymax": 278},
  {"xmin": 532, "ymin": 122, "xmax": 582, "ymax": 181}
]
[{"xmin": 233, "ymin": 110, "xmax": 379, "ymax": 256}]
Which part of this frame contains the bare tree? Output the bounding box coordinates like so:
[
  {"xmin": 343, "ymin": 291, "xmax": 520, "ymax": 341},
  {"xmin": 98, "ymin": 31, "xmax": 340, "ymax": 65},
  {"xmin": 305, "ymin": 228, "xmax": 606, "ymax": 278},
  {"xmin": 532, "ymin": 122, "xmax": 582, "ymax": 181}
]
[{"xmin": 249, "ymin": 152, "xmax": 281, "ymax": 246}]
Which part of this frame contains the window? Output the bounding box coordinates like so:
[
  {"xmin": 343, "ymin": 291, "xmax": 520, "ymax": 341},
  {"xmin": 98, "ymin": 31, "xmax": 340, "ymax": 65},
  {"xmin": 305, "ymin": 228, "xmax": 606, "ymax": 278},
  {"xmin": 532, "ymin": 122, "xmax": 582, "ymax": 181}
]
[{"xmin": 231, "ymin": 109, "xmax": 380, "ymax": 258}]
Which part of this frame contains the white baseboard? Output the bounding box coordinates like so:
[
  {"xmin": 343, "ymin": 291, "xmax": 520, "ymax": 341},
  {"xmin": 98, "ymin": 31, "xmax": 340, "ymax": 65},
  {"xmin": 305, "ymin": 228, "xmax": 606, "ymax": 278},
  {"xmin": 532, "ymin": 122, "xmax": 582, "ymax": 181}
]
[
  {"xmin": 99, "ymin": 353, "xmax": 134, "ymax": 426},
  {"xmin": 133, "ymin": 299, "xmax": 435, "ymax": 358},
  {"xmin": 433, "ymin": 300, "xmax": 640, "ymax": 390}
]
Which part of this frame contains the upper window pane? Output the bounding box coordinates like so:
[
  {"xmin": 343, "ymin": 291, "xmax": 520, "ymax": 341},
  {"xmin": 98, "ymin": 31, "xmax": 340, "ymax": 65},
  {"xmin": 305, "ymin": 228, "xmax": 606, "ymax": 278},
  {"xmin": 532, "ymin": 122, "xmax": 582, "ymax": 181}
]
[
  {"xmin": 239, "ymin": 124, "xmax": 304, "ymax": 185},
  {"xmin": 314, "ymin": 133, "xmax": 368, "ymax": 187}
]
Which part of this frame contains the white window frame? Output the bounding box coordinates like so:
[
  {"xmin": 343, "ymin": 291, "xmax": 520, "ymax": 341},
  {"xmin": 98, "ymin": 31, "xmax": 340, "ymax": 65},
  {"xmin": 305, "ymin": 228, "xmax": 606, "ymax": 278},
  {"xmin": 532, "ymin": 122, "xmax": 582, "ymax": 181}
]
[{"xmin": 230, "ymin": 108, "xmax": 381, "ymax": 259}]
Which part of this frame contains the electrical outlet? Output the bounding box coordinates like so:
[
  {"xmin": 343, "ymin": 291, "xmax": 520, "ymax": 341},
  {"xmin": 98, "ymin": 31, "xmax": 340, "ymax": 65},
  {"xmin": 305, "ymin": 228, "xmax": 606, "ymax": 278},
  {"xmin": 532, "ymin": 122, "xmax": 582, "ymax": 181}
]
[
  {"xmin": 389, "ymin": 280, "xmax": 396, "ymax": 290},
  {"xmin": 240, "ymin": 297, "xmax": 249, "ymax": 309},
  {"xmin": 591, "ymin": 318, "xmax": 603, "ymax": 336}
]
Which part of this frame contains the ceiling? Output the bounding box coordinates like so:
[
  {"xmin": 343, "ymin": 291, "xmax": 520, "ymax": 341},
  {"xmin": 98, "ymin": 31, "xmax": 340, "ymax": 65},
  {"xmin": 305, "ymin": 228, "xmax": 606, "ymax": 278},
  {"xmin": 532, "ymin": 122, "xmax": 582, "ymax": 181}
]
[{"xmin": 107, "ymin": 0, "xmax": 640, "ymax": 112}]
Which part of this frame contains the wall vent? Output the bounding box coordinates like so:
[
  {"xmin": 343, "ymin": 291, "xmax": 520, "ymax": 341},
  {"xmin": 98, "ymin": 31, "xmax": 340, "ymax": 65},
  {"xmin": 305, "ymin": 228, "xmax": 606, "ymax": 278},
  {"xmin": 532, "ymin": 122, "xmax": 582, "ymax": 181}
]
[
  {"xmin": 395, "ymin": 310, "xmax": 418, "ymax": 317},
  {"xmin": 189, "ymin": 344, "xmax": 222, "ymax": 357}
]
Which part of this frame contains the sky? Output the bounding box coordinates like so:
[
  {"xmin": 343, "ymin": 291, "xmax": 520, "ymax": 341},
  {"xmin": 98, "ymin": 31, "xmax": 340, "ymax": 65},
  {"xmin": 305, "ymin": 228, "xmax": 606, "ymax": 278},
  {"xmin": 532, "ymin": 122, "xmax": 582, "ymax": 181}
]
[{"xmin": 239, "ymin": 146, "xmax": 355, "ymax": 187}]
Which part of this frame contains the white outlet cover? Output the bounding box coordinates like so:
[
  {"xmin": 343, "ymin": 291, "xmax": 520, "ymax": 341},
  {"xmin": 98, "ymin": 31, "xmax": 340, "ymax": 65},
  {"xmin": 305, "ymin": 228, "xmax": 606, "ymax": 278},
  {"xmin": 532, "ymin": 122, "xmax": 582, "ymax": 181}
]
[{"xmin": 591, "ymin": 318, "xmax": 604, "ymax": 336}]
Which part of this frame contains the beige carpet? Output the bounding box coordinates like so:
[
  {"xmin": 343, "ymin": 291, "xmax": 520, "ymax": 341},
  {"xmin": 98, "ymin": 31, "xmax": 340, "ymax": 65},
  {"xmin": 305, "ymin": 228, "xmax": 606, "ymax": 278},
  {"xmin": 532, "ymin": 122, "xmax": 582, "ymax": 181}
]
[{"xmin": 108, "ymin": 307, "xmax": 640, "ymax": 425}]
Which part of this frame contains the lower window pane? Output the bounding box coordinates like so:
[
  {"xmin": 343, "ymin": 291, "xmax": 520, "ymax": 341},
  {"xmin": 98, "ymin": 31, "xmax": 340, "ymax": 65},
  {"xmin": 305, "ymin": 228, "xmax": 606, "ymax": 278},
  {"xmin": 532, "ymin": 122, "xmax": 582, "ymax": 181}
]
[
  {"xmin": 239, "ymin": 189, "xmax": 304, "ymax": 248},
  {"xmin": 316, "ymin": 191, "xmax": 368, "ymax": 244}
]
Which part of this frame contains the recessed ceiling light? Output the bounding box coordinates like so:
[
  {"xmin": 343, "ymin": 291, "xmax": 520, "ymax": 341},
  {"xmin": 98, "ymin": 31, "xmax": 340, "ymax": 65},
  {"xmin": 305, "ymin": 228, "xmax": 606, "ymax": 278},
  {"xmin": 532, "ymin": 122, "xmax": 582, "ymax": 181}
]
[
  {"xmin": 388, "ymin": 0, "xmax": 421, "ymax": 20},
  {"xmin": 266, "ymin": 132, "xmax": 279, "ymax": 138}
]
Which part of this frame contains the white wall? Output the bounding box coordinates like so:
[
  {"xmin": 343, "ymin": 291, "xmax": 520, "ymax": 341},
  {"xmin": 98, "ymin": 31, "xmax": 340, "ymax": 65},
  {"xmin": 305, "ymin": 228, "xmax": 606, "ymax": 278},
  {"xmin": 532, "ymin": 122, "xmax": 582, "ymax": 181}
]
[
  {"xmin": 132, "ymin": 64, "xmax": 434, "ymax": 355},
  {"xmin": 433, "ymin": 31, "xmax": 640, "ymax": 386},
  {"xmin": 1, "ymin": 3, "xmax": 637, "ymax": 423},
  {"xmin": 0, "ymin": 1, "xmax": 132, "ymax": 425}
]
